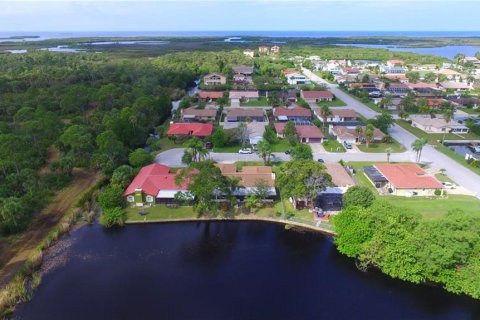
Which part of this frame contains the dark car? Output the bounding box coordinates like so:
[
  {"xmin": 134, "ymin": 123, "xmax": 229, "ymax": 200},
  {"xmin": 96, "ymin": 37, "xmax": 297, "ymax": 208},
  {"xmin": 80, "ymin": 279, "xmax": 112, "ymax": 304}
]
[
  {"xmin": 285, "ymin": 149, "xmax": 292, "ymax": 155},
  {"xmin": 317, "ymin": 158, "xmax": 325, "ymax": 163}
]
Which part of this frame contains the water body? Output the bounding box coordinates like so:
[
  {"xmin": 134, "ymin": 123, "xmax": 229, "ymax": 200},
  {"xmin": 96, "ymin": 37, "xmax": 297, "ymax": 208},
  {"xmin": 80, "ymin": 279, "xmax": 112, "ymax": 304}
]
[
  {"xmin": 14, "ymin": 222, "xmax": 479, "ymax": 320},
  {"xmin": 335, "ymin": 44, "xmax": 480, "ymax": 59}
]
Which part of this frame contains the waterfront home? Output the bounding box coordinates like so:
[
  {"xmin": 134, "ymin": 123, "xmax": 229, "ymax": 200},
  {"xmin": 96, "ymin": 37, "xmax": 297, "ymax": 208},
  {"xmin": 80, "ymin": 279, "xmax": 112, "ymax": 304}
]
[
  {"xmin": 197, "ymin": 91, "xmax": 224, "ymax": 102},
  {"xmin": 368, "ymin": 163, "xmax": 443, "ymax": 196},
  {"xmin": 329, "ymin": 125, "xmax": 385, "ymax": 144},
  {"xmin": 233, "ymin": 65, "xmax": 254, "ymax": 76},
  {"xmin": 301, "ymin": 90, "xmax": 334, "ymax": 103},
  {"xmin": 224, "ymin": 108, "xmax": 265, "ymax": 122},
  {"xmin": 203, "ymin": 73, "xmax": 227, "ymax": 86},
  {"xmin": 216, "ymin": 164, "xmax": 277, "ymax": 199},
  {"xmin": 181, "ymin": 107, "xmax": 217, "ymax": 122},
  {"xmin": 273, "ymin": 106, "xmax": 312, "ymax": 123},
  {"xmin": 313, "ymin": 108, "xmax": 359, "ymax": 123},
  {"xmin": 409, "ymin": 114, "xmax": 469, "ymax": 133},
  {"xmin": 274, "ymin": 123, "xmax": 324, "ymax": 143},
  {"xmin": 316, "ymin": 163, "xmax": 356, "ymax": 212},
  {"xmin": 166, "ymin": 123, "xmax": 214, "ymax": 137},
  {"xmin": 243, "ymin": 49, "xmax": 255, "ymax": 58},
  {"xmin": 124, "ymin": 164, "xmax": 192, "ymax": 206}
]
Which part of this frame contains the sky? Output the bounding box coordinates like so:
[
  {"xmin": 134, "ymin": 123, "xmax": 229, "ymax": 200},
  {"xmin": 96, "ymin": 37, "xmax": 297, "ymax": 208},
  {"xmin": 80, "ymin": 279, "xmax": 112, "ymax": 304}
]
[{"xmin": 0, "ymin": 0, "xmax": 480, "ymax": 32}]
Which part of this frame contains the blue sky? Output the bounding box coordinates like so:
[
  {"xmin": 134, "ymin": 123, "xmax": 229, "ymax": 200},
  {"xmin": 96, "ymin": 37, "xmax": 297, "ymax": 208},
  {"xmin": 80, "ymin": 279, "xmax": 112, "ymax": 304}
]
[{"xmin": 1, "ymin": 0, "xmax": 479, "ymax": 32}]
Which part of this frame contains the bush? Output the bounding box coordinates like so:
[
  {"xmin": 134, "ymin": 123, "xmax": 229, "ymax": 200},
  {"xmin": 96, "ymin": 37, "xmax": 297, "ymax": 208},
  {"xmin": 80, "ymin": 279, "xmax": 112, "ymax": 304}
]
[
  {"xmin": 98, "ymin": 184, "xmax": 125, "ymax": 211},
  {"xmin": 343, "ymin": 186, "xmax": 376, "ymax": 208},
  {"xmin": 128, "ymin": 148, "xmax": 153, "ymax": 168},
  {"xmin": 100, "ymin": 207, "xmax": 127, "ymax": 228},
  {"xmin": 434, "ymin": 189, "xmax": 442, "ymax": 196}
]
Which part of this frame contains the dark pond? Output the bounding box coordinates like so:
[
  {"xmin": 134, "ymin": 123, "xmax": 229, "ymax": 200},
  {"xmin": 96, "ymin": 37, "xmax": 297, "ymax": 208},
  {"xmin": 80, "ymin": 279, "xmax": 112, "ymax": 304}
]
[{"xmin": 14, "ymin": 222, "xmax": 480, "ymax": 320}]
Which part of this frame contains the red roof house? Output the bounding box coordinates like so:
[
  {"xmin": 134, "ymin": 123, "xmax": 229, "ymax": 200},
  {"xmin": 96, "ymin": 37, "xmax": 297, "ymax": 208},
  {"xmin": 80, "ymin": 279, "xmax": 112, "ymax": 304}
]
[
  {"xmin": 198, "ymin": 91, "xmax": 224, "ymax": 100},
  {"xmin": 124, "ymin": 163, "xmax": 192, "ymax": 206},
  {"xmin": 274, "ymin": 123, "xmax": 324, "ymax": 143},
  {"xmin": 167, "ymin": 123, "xmax": 213, "ymax": 137},
  {"xmin": 301, "ymin": 90, "xmax": 334, "ymax": 103}
]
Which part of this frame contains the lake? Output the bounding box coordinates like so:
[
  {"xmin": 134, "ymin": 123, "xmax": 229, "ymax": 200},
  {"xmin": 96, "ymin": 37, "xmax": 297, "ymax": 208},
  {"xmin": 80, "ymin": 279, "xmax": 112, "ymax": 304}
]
[
  {"xmin": 335, "ymin": 44, "xmax": 480, "ymax": 60},
  {"xmin": 14, "ymin": 221, "xmax": 480, "ymax": 320}
]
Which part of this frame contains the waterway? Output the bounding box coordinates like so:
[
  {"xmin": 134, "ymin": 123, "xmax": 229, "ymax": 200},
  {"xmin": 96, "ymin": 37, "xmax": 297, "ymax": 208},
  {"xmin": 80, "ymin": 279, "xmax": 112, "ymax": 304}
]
[{"xmin": 13, "ymin": 222, "xmax": 480, "ymax": 320}]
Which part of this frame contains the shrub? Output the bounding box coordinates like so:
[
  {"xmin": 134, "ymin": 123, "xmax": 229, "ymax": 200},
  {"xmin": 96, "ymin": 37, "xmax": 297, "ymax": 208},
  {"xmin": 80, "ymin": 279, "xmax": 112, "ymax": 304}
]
[
  {"xmin": 100, "ymin": 207, "xmax": 127, "ymax": 228},
  {"xmin": 98, "ymin": 185, "xmax": 125, "ymax": 211},
  {"xmin": 434, "ymin": 189, "xmax": 442, "ymax": 196},
  {"xmin": 343, "ymin": 186, "xmax": 376, "ymax": 208}
]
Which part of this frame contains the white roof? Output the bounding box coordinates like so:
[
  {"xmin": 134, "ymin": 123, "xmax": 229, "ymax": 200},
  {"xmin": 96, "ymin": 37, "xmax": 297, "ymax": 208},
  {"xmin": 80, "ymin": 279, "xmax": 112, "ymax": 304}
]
[{"xmin": 156, "ymin": 190, "xmax": 193, "ymax": 199}]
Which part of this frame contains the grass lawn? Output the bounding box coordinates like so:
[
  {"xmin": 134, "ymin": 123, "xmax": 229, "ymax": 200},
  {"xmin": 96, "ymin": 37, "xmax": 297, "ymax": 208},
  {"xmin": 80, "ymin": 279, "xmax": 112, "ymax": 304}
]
[
  {"xmin": 357, "ymin": 140, "xmax": 405, "ymax": 153},
  {"xmin": 213, "ymin": 139, "xmax": 291, "ymax": 153},
  {"xmin": 317, "ymin": 98, "xmax": 346, "ymax": 107},
  {"xmin": 434, "ymin": 173, "xmax": 456, "ymax": 184},
  {"xmin": 270, "ymin": 139, "xmax": 292, "ymax": 152},
  {"xmin": 126, "ymin": 205, "xmax": 199, "ymax": 222},
  {"xmin": 323, "ymin": 139, "xmax": 346, "ymax": 152},
  {"xmin": 213, "ymin": 143, "xmax": 243, "ymax": 153},
  {"xmin": 460, "ymin": 107, "xmax": 479, "ymax": 115},
  {"xmin": 346, "ymin": 161, "xmax": 480, "ymax": 219},
  {"xmin": 396, "ymin": 120, "xmax": 480, "ymax": 145},
  {"xmin": 240, "ymin": 97, "xmax": 270, "ymax": 107}
]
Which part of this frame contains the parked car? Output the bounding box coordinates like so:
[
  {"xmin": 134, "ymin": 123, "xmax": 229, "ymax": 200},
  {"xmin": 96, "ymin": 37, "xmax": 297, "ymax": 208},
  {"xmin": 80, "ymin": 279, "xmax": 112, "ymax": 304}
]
[
  {"xmin": 343, "ymin": 141, "xmax": 353, "ymax": 149},
  {"xmin": 442, "ymin": 182, "xmax": 456, "ymax": 189},
  {"xmin": 317, "ymin": 158, "xmax": 325, "ymax": 163},
  {"xmin": 238, "ymin": 148, "xmax": 253, "ymax": 154}
]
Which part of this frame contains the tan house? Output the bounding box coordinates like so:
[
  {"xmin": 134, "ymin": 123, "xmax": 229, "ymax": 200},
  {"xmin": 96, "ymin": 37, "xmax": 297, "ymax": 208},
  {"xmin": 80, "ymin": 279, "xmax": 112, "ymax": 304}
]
[
  {"xmin": 258, "ymin": 46, "xmax": 269, "ymax": 54},
  {"xmin": 301, "ymin": 90, "xmax": 334, "ymax": 103},
  {"xmin": 274, "ymin": 123, "xmax": 324, "ymax": 143},
  {"xmin": 270, "ymin": 45, "xmax": 281, "ymax": 54},
  {"xmin": 329, "ymin": 125, "xmax": 385, "ymax": 144},
  {"xmin": 409, "ymin": 115, "xmax": 469, "ymax": 133},
  {"xmin": 203, "ymin": 73, "xmax": 227, "ymax": 86},
  {"xmin": 313, "ymin": 108, "xmax": 359, "ymax": 123},
  {"xmin": 181, "ymin": 107, "xmax": 217, "ymax": 122},
  {"xmin": 216, "ymin": 164, "xmax": 276, "ymax": 198}
]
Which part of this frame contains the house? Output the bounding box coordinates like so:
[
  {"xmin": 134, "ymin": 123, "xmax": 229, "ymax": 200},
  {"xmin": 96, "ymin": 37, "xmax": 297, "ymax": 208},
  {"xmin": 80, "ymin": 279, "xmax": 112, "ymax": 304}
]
[
  {"xmin": 372, "ymin": 163, "xmax": 443, "ymax": 196},
  {"xmin": 349, "ymin": 82, "xmax": 378, "ymax": 92},
  {"xmin": 284, "ymin": 71, "xmax": 309, "ymax": 85},
  {"xmin": 258, "ymin": 46, "xmax": 269, "ymax": 54},
  {"xmin": 203, "ymin": 73, "xmax": 227, "ymax": 86},
  {"xmin": 420, "ymin": 98, "xmax": 450, "ymax": 109},
  {"xmin": 216, "ymin": 164, "xmax": 276, "ymax": 199},
  {"xmin": 301, "ymin": 90, "xmax": 334, "ymax": 103},
  {"xmin": 124, "ymin": 164, "xmax": 192, "ymax": 206},
  {"xmin": 313, "ymin": 108, "xmax": 359, "ymax": 123},
  {"xmin": 243, "ymin": 49, "xmax": 255, "ymax": 58},
  {"xmin": 224, "ymin": 108, "xmax": 265, "ymax": 122},
  {"xmin": 316, "ymin": 162, "xmax": 355, "ymax": 211},
  {"xmin": 270, "ymin": 45, "xmax": 280, "ymax": 54},
  {"xmin": 166, "ymin": 123, "xmax": 214, "ymax": 137},
  {"xmin": 341, "ymin": 67, "xmax": 360, "ymax": 75},
  {"xmin": 384, "ymin": 74, "xmax": 409, "ymax": 83},
  {"xmin": 324, "ymin": 163, "xmax": 355, "ymax": 190},
  {"xmin": 181, "ymin": 107, "xmax": 217, "ymax": 122},
  {"xmin": 274, "ymin": 123, "xmax": 324, "ymax": 143},
  {"xmin": 197, "ymin": 91, "xmax": 224, "ymax": 102},
  {"xmin": 273, "ymin": 106, "xmax": 312, "ymax": 123},
  {"xmin": 233, "ymin": 65, "xmax": 254, "ymax": 75},
  {"xmin": 330, "ymin": 125, "xmax": 385, "ymax": 144},
  {"xmin": 462, "ymin": 56, "xmax": 480, "ymax": 65},
  {"xmin": 229, "ymin": 91, "xmax": 259, "ymax": 103},
  {"xmin": 280, "ymin": 90, "xmax": 298, "ymax": 103},
  {"xmin": 438, "ymin": 81, "xmax": 471, "ymax": 92},
  {"xmin": 386, "ymin": 82, "xmax": 410, "ymax": 95},
  {"xmin": 409, "ymin": 115, "xmax": 469, "ymax": 133},
  {"xmin": 386, "ymin": 59, "xmax": 405, "ymax": 67},
  {"xmin": 381, "ymin": 61, "xmax": 406, "ymax": 73},
  {"xmin": 233, "ymin": 74, "xmax": 253, "ymax": 84}
]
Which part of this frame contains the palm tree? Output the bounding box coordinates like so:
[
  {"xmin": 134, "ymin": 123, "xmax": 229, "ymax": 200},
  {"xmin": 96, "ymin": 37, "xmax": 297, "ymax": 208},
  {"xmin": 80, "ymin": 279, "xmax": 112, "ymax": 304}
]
[
  {"xmin": 365, "ymin": 124, "xmax": 374, "ymax": 148},
  {"xmin": 411, "ymin": 138, "xmax": 427, "ymax": 163},
  {"xmin": 398, "ymin": 111, "xmax": 408, "ymax": 121},
  {"xmin": 380, "ymin": 94, "xmax": 392, "ymax": 109},
  {"xmin": 442, "ymin": 109, "xmax": 454, "ymax": 143},
  {"xmin": 320, "ymin": 105, "xmax": 332, "ymax": 131},
  {"xmin": 185, "ymin": 137, "xmax": 209, "ymax": 162},
  {"xmin": 256, "ymin": 140, "xmax": 272, "ymax": 165},
  {"xmin": 355, "ymin": 125, "xmax": 363, "ymax": 143}
]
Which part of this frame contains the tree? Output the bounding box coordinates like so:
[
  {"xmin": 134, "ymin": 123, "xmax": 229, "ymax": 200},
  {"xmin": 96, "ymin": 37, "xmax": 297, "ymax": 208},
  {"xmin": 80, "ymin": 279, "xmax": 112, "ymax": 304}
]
[
  {"xmin": 364, "ymin": 124, "xmax": 374, "ymax": 148},
  {"xmin": 211, "ymin": 126, "xmax": 228, "ymax": 147},
  {"xmin": 283, "ymin": 121, "xmax": 298, "ymax": 145},
  {"xmin": 291, "ymin": 143, "xmax": 313, "ymax": 160},
  {"xmin": 342, "ymin": 186, "xmax": 376, "ymax": 208},
  {"xmin": 355, "ymin": 125, "xmax": 363, "ymax": 142},
  {"xmin": 236, "ymin": 122, "xmax": 250, "ymax": 147},
  {"xmin": 276, "ymin": 160, "xmax": 332, "ymax": 207},
  {"xmin": 370, "ymin": 112, "xmax": 394, "ymax": 133},
  {"xmin": 95, "ymin": 130, "xmax": 126, "ymax": 166},
  {"xmin": 128, "ymin": 148, "xmax": 153, "ymax": 168},
  {"xmin": 442, "ymin": 109, "xmax": 454, "ymax": 143},
  {"xmin": 254, "ymin": 178, "xmax": 271, "ymax": 202},
  {"xmin": 184, "ymin": 137, "xmax": 209, "ymax": 163},
  {"xmin": 98, "ymin": 184, "xmax": 125, "ymax": 211},
  {"xmin": 406, "ymin": 71, "xmax": 420, "ymax": 83},
  {"xmin": 423, "ymin": 72, "xmax": 437, "ymax": 82},
  {"xmin": 100, "ymin": 207, "xmax": 127, "ymax": 228},
  {"xmin": 263, "ymin": 126, "xmax": 278, "ymax": 144},
  {"xmin": 319, "ymin": 105, "xmax": 332, "ymax": 130},
  {"xmin": 111, "ymin": 165, "xmax": 135, "ymax": 188},
  {"xmin": 411, "ymin": 138, "xmax": 428, "ymax": 163},
  {"xmin": 256, "ymin": 140, "xmax": 272, "ymax": 164},
  {"xmin": 0, "ymin": 197, "xmax": 27, "ymax": 234},
  {"xmin": 58, "ymin": 125, "xmax": 93, "ymax": 159},
  {"xmin": 379, "ymin": 95, "xmax": 392, "ymax": 109}
]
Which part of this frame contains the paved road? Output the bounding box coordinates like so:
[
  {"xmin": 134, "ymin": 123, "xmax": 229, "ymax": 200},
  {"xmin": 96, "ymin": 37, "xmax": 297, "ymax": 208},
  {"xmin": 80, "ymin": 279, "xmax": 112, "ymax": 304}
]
[{"xmin": 302, "ymin": 68, "xmax": 480, "ymax": 196}]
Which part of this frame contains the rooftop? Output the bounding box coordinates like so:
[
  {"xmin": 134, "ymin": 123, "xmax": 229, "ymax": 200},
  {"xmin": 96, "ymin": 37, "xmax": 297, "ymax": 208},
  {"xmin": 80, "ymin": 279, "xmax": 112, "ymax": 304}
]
[
  {"xmin": 124, "ymin": 164, "xmax": 189, "ymax": 196},
  {"xmin": 375, "ymin": 163, "xmax": 443, "ymax": 190},
  {"xmin": 301, "ymin": 90, "xmax": 334, "ymax": 100},
  {"xmin": 166, "ymin": 123, "xmax": 213, "ymax": 137},
  {"xmin": 324, "ymin": 163, "xmax": 355, "ymax": 188}
]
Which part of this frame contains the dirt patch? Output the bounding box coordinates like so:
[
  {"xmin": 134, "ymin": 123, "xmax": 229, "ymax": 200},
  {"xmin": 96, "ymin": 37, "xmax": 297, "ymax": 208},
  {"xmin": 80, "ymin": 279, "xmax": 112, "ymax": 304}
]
[{"xmin": 0, "ymin": 168, "xmax": 101, "ymax": 289}]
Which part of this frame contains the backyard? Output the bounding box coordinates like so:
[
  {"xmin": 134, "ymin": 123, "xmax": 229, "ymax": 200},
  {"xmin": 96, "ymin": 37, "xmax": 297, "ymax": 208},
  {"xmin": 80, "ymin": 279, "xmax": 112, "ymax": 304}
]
[
  {"xmin": 240, "ymin": 97, "xmax": 270, "ymax": 107},
  {"xmin": 317, "ymin": 97, "xmax": 347, "ymax": 107}
]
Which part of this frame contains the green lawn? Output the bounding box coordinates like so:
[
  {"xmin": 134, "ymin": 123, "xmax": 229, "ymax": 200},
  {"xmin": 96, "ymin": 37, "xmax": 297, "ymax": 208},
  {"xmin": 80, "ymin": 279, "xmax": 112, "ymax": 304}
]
[
  {"xmin": 346, "ymin": 161, "xmax": 480, "ymax": 219},
  {"xmin": 213, "ymin": 143, "xmax": 243, "ymax": 153},
  {"xmin": 460, "ymin": 107, "xmax": 479, "ymax": 115},
  {"xmin": 270, "ymin": 139, "xmax": 293, "ymax": 152},
  {"xmin": 434, "ymin": 173, "xmax": 456, "ymax": 184},
  {"xmin": 126, "ymin": 205, "xmax": 199, "ymax": 222},
  {"xmin": 240, "ymin": 97, "xmax": 270, "ymax": 107},
  {"xmin": 212, "ymin": 139, "xmax": 291, "ymax": 153},
  {"xmin": 357, "ymin": 140, "xmax": 405, "ymax": 153},
  {"xmin": 322, "ymin": 139, "xmax": 346, "ymax": 152},
  {"xmin": 317, "ymin": 98, "xmax": 346, "ymax": 107},
  {"xmin": 396, "ymin": 120, "xmax": 480, "ymax": 145}
]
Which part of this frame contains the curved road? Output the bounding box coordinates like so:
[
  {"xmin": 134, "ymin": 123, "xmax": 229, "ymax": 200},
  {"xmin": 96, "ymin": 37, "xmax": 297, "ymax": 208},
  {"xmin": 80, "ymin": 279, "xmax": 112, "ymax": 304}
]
[{"xmin": 302, "ymin": 68, "xmax": 480, "ymax": 197}]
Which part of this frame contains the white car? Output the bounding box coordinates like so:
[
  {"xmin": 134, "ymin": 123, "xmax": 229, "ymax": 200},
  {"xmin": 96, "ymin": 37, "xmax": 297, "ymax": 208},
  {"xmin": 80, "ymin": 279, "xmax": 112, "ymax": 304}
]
[
  {"xmin": 238, "ymin": 148, "xmax": 252, "ymax": 154},
  {"xmin": 442, "ymin": 182, "xmax": 456, "ymax": 189}
]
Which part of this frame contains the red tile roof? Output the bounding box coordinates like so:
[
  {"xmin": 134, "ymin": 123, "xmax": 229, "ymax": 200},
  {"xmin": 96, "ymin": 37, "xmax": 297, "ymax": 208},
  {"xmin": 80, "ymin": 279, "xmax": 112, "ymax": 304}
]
[
  {"xmin": 301, "ymin": 90, "xmax": 334, "ymax": 100},
  {"xmin": 198, "ymin": 91, "xmax": 224, "ymax": 99},
  {"xmin": 375, "ymin": 163, "xmax": 443, "ymax": 189},
  {"xmin": 273, "ymin": 106, "xmax": 312, "ymax": 117},
  {"xmin": 274, "ymin": 123, "xmax": 323, "ymax": 139},
  {"xmin": 124, "ymin": 164, "xmax": 190, "ymax": 196},
  {"xmin": 167, "ymin": 123, "xmax": 213, "ymax": 137}
]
